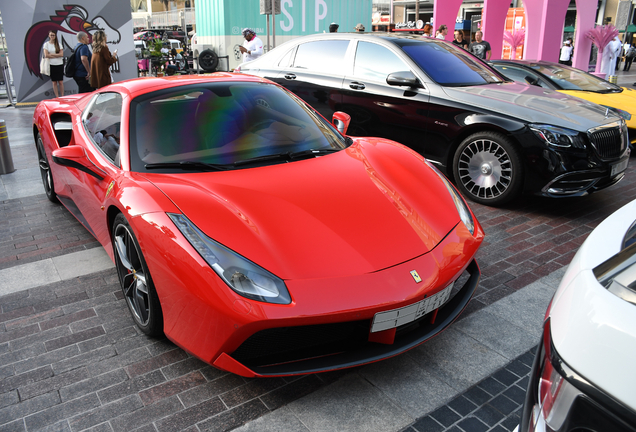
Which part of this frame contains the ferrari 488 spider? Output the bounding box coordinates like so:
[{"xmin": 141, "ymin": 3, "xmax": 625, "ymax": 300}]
[{"xmin": 33, "ymin": 74, "xmax": 484, "ymax": 377}]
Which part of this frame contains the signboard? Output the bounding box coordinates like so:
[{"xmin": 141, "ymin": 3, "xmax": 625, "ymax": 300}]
[
  {"xmin": 260, "ymin": 0, "xmax": 281, "ymax": 15},
  {"xmin": 2, "ymin": 0, "xmax": 136, "ymax": 103}
]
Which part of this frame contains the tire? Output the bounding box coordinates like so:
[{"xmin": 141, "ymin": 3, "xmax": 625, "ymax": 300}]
[
  {"xmin": 112, "ymin": 213, "xmax": 164, "ymax": 336},
  {"xmin": 452, "ymin": 131, "xmax": 523, "ymax": 206},
  {"xmin": 198, "ymin": 49, "xmax": 219, "ymax": 72},
  {"xmin": 36, "ymin": 134, "xmax": 58, "ymax": 203}
]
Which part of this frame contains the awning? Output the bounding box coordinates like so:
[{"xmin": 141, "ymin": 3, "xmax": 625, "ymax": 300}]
[
  {"xmin": 621, "ymin": 23, "xmax": 636, "ymax": 33},
  {"xmin": 563, "ymin": 26, "xmax": 575, "ymax": 32}
]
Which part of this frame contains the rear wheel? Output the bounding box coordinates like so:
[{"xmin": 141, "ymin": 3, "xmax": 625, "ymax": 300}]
[
  {"xmin": 452, "ymin": 131, "xmax": 523, "ymax": 206},
  {"xmin": 112, "ymin": 213, "xmax": 163, "ymax": 336},
  {"xmin": 36, "ymin": 134, "xmax": 57, "ymax": 203}
]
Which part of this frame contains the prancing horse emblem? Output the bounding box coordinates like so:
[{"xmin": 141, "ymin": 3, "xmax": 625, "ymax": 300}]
[{"xmin": 410, "ymin": 270, "xmax": 422, "ymax": 283}]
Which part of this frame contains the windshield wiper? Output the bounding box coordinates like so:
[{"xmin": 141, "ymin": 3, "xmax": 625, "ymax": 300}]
[
  {"xmin": 144, "ymin": 161, "xmax": 232, "ymax": 171},
  {"xmin": 289, "ymin": 148, "xmax": 340, "ymax": 159},
  {"xmin": 234, "ymin": 149, "xmax": 340, "ymax": 166}
]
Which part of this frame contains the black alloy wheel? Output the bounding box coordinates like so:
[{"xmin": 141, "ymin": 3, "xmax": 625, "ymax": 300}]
[
  {"xmin": 36, "ymin": 134, "xmax": 58, "ymax": 203},
  {"xmin": 112, "ymin": 213, "xmax": 163, "ymax": 336},
  {"xmin": 453, "ymin": 131, "xmax": 523, "ymax": 206}
]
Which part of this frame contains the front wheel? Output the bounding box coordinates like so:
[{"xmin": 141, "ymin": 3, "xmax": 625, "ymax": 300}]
[
  {"xmin": 452, "ymin": 132, "xmax": 523, "ymax": 206},
  {"xmin": 112, "ymin": 213, "xmax": 163, "ymax": 336},
  {"xmin": 36, "ymin": 134, "xmax": 57, "ymax": 203}
]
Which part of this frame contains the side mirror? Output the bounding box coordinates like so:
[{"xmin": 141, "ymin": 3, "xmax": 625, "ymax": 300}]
[
  {"xmin": 386, "ymin": 71, "xmax": 421, "ymax": 88},
  {"xmin": 525, "ymin": 76, "xmax": 540, "ymax": 86},
  {"xmin": 332, "ymin": 111, "xmax": 351, "ymax": 135},
  {"xmin": 52, "ymin": 146, "xmax": 105, "ymax": 180}
]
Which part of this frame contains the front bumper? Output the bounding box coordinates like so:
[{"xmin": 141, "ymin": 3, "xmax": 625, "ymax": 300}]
[
  {"xmin": 134, "ymin": 212, "xmax": 483, "ymax": 377},
  {"xmin": 220, "ymin": 259, "xmax": 479, "ymax": 376}
]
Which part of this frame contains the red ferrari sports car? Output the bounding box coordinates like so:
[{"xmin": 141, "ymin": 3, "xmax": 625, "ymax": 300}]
[{"xmin": 33, "ymin": 74, "xmax": 484, "ymax": 377}]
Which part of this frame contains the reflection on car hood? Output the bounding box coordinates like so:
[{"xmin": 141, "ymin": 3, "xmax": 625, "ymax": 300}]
[
  {"xmin": 144, "ymin": 139, "xmax": 461, "ymax": 280},
  {"xmin": 444, "ymin": 82, "xmax": 618, "ymax": 131}
]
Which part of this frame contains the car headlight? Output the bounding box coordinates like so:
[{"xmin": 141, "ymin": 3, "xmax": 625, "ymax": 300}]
[
  {"xmin": 529, "ymin": 124, "xmax": 586, "ymax": 149},
  {"xmin": 168, "ymin": 213, "xmax": 291, "ymax": 304},
  {"xmin": 600, "ymin": 105, "xmax": 632, "ymax": 121},
  {"xmin": 428, "ymin": 165, "xmax": 475, "ymax": 235}
]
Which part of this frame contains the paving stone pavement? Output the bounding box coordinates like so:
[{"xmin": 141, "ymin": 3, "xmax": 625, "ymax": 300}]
[{"xmin": 0, "ymin": 95, "xmax": 635, "ymax": 432}]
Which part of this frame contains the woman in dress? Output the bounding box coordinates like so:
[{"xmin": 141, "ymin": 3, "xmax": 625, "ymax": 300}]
[
  {"xmin": 89, "ymin": 30, "xmax": 118, "ymax": 89},
  {"xmin": 43, "ymin": 31, "xmax": 64, "ymax": 97}
]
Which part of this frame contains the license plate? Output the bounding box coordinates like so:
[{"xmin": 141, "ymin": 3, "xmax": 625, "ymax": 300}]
[
  {"xmin": 611, "ymin": 158, "xmax": 629, "ymax": 176},
  {"xmin": 371, "ymin": 282, "xmax": 455, "ymax": 333}
]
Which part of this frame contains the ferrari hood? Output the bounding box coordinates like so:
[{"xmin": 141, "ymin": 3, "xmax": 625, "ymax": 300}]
[
  {"xmin": 444, "ymin": 82, "xmax": 619, "ymax": 132},
  {"xmin": 143, "ymin": 140, "xmax": 462, "ymax": 280}
]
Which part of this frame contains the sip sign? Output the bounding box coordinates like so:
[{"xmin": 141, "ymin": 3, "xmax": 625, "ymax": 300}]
[{"xmin": 276, "ymin": 0, "xmax": 371, "ymax": 35}]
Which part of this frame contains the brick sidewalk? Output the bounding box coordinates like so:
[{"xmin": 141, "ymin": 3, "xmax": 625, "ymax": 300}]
[{"xmin": 1, "ymin": 137, "xmax": 635, "ymax": 430}]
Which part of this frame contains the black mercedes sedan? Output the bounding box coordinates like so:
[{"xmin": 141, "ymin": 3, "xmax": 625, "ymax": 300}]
[{"xmin": 237, "ymin": 33, "xmax": 630, "ymax": 206}]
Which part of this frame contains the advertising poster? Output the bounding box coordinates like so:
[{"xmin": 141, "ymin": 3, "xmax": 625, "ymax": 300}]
[{"xmin": 2, "ymin": 0, "xmax": 136, "ymax": 102}]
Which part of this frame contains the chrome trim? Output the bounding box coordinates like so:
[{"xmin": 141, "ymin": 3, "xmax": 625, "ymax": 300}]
[{"xmin": 587, "ymin": 120, "xmax": 623, "ymax": 136}]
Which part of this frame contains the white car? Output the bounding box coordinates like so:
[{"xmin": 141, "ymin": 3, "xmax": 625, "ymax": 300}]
[{"xmin": 518, "ymin": 199, "xmax": 636, "ymax": 431}]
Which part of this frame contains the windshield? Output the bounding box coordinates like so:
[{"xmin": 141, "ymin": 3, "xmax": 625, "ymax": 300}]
[
  {"xmin": 129, "ymin": 82, "xmax": 347, "ymax": 172},
  {"xmin": 395, "ymin": 39, "xmax": 505, "ymax": 86},
  {"xmin": 530, "ymin": 63, "xmax": 622, "ymax": 93}
]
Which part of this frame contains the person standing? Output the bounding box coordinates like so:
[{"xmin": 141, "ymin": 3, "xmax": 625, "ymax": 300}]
[
  {"xmin": 329, "ymin": 22, "xmax": 339, "ymax": 33},
  {"xmin": 90, "ymin": 30, "xmax": 118, "ymax": 89},
  {"xmin": 559, "ymin": 39, "xmax": 573, "ymax": 66},
  {"xmin": 73, "ymin": 31, "xmax": 93, "ymax": 93},
  {"xmin": 355, "ymin": 23, "xmax": 365, "ymax": 32},
  {"xmin": 452, "ymin": 30, "xmax": 469, "ymax": 49},
  {"xmin": 601, "ymin": 36, "xmax": 622, "ymax": 77},
  {"xmin": 435, "ymin": 25, "xmax": 448, "ymax": 40},
  {"xmin": 469, "ymin": 30, "xmax": 492, "ymax": 60},
  {"xmin": 422, "ymin": 24, "xmax": 433, "ymax": 37},
  {"xmin": 238, "ymin": 28, "xmax": 263, "ymax": 62},
  {"xmin": 43, "ymin": 31, "xmax": 64, "ymax": 97},
  {"xmin": 624, "ymin": 44, "xmax": 636, "ymax": 71}
]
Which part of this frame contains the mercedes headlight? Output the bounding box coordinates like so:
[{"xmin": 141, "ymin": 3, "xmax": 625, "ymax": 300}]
[
  {"xmin": 600, "ymin": 105, "xmax": 632, "ymax": 121},
  {"xmin": 529, "ymin": 124, "xmax": 586, "ymax": 149},
  {"xmin": 168, "ymin": 213, "xmax": 291, "ymax": 304},
  {"xmin": 428, "ymin": 165, "xmax": 475, "ymax": 235}
]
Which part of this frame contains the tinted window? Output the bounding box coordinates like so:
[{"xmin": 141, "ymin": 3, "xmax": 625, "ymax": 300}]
[
  {"xmin": 129, "ymin": 82, "xmax": 347, "ymax": 172},
  {"xmin": 492, "ymin": 64, "xmax": 551, "ymax": 88},
  {"xmin": 396, "ymin": 40, "xmax": 504, "ymax": 86},
  {"xmin": 354, "ymin": 42, "xmax": 410, "ymax": 82},
  {"xmin": 84, "ymin": 92, "xmax": 122, "ymax": 164},
  {"xmin": 293, "ymin": 40, "xmax": 349, "ymax": 74},
  {"xmin": 529, "ymin": 63, "xmax": 622, "ymax": 93}
]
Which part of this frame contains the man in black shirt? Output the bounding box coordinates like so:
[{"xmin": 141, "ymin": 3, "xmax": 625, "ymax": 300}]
[{"xmin": 452, "ymin": 30, "xmax": 469, "ymax": 50}]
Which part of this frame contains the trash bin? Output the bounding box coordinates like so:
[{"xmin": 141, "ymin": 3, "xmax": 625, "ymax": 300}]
[{"xmin": 0, "ymin": 119, "xmax": 15, "ymax": 174}]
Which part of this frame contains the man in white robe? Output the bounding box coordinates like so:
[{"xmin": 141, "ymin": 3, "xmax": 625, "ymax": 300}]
[{"xmin": 601, "ymin": 36, "xmax": 622, "ymax": 77}]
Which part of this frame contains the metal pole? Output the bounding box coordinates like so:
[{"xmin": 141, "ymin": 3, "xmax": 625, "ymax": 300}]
[
  {"xmin": 272, "ymin": 0, "xmax": 276, "ymax": 48},
  {"xmin": 0, "ymin": 120, "xmax": 15, "ymax": 174},
  {"xmin": 267, "ymin": 14, "xmax": 270, "ymax": 53}
]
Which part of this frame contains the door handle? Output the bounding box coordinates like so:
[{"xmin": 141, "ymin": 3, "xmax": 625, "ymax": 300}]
[
  {"xmin": 284, "ymin": 73, "xmax": 297, "ymax": 80},
  {"xmin": 349, "ymin": 82, "xmax": 366, "ymax": 90}
]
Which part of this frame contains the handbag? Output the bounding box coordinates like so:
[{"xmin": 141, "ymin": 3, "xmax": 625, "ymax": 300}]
[{"xmin": 40, "ymin": 55, "xmax": 50, "ymax": 76}]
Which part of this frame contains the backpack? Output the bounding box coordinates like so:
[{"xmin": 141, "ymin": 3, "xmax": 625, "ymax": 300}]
[{"xmin": 64, "ymin": 47, "xmax": 78, "ymax": 78}]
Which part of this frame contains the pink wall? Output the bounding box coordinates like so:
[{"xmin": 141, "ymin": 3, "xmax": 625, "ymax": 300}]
[
  {"xmin": 432, "ymin": 0, "xmax": 464, "ymax": 41},
  {"xmin": 431, "ymin": 0, "xmax": 598, "ymax": 69},
  {"xmin": 481, "ymin": 0, "xmax": 510, "ymax": 60}
]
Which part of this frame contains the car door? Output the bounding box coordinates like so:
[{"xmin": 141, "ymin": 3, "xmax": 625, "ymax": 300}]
[
  {"xmin": 275, "ymin": 39, "xmax": 350, "ymax": 120},
  {"xmin": 341, "ymin": 40, "xmax": 432, "ymax": 155},
  {"xmin": 63, "ymin": 92, "xmax": 122, "ymax": 245}
]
